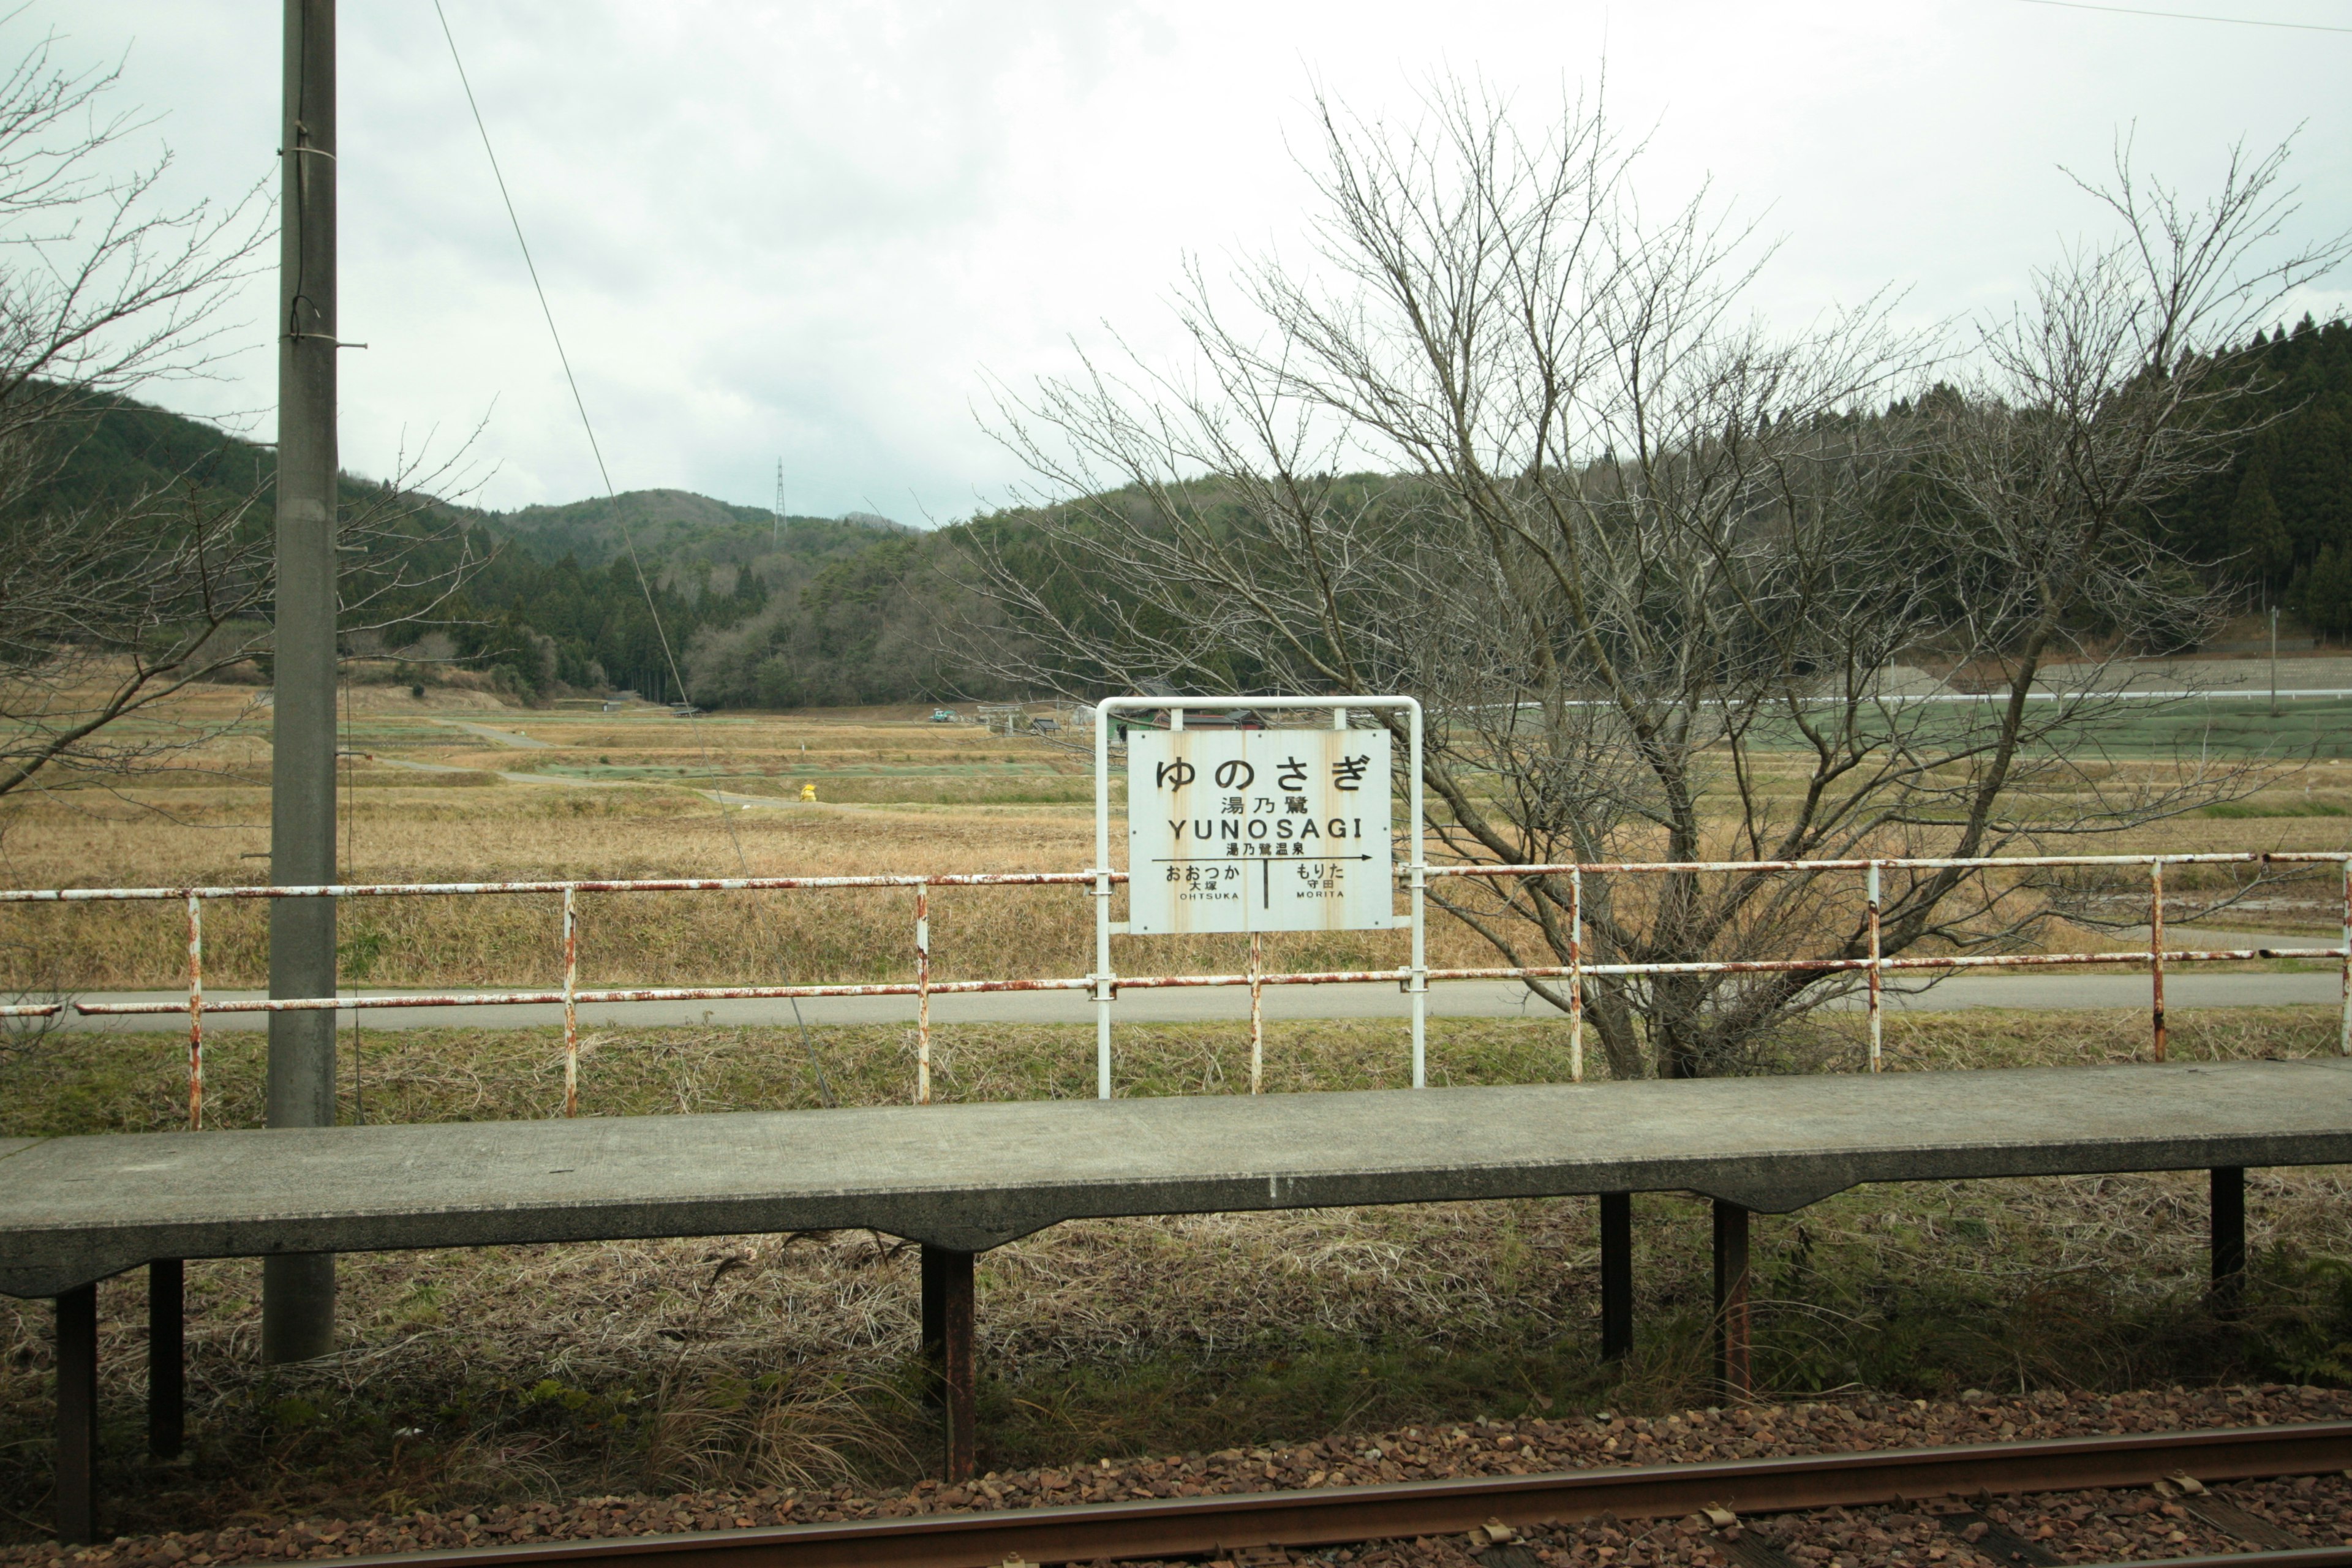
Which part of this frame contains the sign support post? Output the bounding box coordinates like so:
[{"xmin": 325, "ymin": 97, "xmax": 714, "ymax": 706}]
[{"xmin": 1093, "ymin": 695, "xmax": 1423, "ymax": 1096}]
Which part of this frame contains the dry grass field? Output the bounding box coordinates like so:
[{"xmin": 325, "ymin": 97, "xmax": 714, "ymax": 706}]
[
  {"xmin": 4, "ymin": 677, "xmax": 2351, "ymax": 996},
  {"xmin": 3, "ymin": 679, "xmax": 2351, "ymax": 1544},
  {"xmin": 0, "ymin": 689, "xmax": 1457, "ymax": 990}
]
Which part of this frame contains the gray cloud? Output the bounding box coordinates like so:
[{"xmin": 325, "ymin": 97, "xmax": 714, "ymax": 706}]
[{"xmin": 39, "ymin": 0, "xmax": 2352, "ymax": 522}]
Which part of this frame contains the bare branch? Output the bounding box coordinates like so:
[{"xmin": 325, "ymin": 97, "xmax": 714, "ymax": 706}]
[{"xmin": 959, "ymin": 81, "xmax": 2332, "ymax": 1077}]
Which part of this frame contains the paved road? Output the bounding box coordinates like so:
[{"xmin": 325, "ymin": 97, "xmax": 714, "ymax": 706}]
[
  {"xmin": 49, "ymin": 966, "xmax": 2340, "ymax": 1033},
  {"xmin": 378, "ymin": 759, "xmax": 839, "ymax": 810},
  {"xmin": 377, "ymin": 756, "xmax": 572, "ymax": 788},
  {"xmin": 45, "ymin": 925, "xmax": 2334, "ymax": 1033},
  {"xmin": 432, "ymin": 720, "xmax": 552, "ymax": 749}
]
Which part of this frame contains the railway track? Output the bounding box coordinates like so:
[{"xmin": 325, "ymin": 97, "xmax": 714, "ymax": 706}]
[{"xmin": 306, "ymin": 1422, "xmax": 2352, "ymax": 1568}]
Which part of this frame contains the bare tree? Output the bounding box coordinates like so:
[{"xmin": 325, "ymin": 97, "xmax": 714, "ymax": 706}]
[
  {"xmin": 965, "ymin": 82, "xmax": 2346, "ymax": 1078},
  {"xmin": 0, "ymin": 28, "xmax": 270, "ymax": 432},
  {"xmin": 0, "ymin": 26, "xmax": 482, "ymax": 802}
]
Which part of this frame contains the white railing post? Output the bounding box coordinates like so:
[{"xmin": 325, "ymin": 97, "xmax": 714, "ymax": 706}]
[
  {"xmin": 1333, "ymin": 695, "xmax": 1349, "ymax": 1109},
  {"xmin": 916, "ymin": 881, "xmax": 932, "ymax": 1104},
  {"xmin": 1249, "ymin": 930, "xmax": 1264, "ymax": 1094},
  {"xmin": 2150, "ymin": 859, "xmax": 2168, "ymax": 1063},
  {"xmin": 1408, "ymin": 700, "xmax": 1427, "ymax": 1089},
  {"xmin": 1866, "ymin": 862, "xmax": 1882, "ymax": 1074},
  {"xmin": 562, "ymin": 888, "xmax": 579, "ymax": 1117},
  {"xmin": 2339, "ymin": 858, "xmax": 2350, "ymax": 1058},
  {"xmin": 1093, "ymin": 706, "xmax": 1115, "ymax": 1099},
  {"xmin": 1569, "ymin": 866, "xmax": 1584, "ymax": 1084},
  {"xmin": 185, "ymin": 894, "xmax": 204, "ymax": 1131}
]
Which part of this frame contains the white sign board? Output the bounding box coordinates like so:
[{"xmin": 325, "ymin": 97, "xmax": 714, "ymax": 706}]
[{"xmin": 1126, "ymin": 728, "xmax": 1393, "ymax": 933}]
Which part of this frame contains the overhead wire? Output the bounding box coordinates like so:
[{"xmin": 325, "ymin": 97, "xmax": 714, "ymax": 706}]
[
  {"xmin": 430, "ymin": 0, "xmax": 754, "ymax": 873},
  {"xmin": 2017, "ymin": 0, "xmax": 2352, "ymax": 33},
  {"xmin": 432, "ymin": 9, "xmax": 836, "ymax": 1097}
]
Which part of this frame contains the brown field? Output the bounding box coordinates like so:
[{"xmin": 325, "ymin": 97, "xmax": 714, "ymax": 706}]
[{"xmin": 4, "ymin": 679, "xmax": 2351, "ymax": 995}]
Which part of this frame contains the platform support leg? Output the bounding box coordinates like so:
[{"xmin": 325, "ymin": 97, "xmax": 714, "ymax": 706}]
[
  {"xmin": 2211, "ymin": 1166, "xmax": 2246, "ymax": 1317},
  {"xmin": 1712, "ymin": 1199, "xmax": 1752, "ymax": 1400},
  {"xmin": 148, "ymin": 1260, "xmax": 183, "ymax": 1460},
  {"xmin": 55, "ymin": 1283, "xmax": 97, "ymax": 1545},
  {"xmin": 1599, "ymin": 1192, "xmax": 1632, "ymax": 1361},
  {"xmin": 922, "ymin": 1245, "xmax": 976, "ymax": 1482},
  {"xmin": 919, "ymin": 1244, "xmax": 947, "ymax": 1408}
]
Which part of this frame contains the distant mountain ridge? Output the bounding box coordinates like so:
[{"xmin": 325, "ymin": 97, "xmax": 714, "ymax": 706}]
[
  {"xmin": 13, "ymin": 393, "xmax": 932, "ymax": 704},
  {"xmin": 489, "ymin": 488, "xmax": 909, "ymax": 572},
  {"xmin": 29, "ymin": 390, "xmax": 908, "ymax": 571}
]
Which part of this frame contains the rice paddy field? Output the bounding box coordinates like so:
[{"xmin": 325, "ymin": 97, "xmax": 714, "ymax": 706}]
[
  {"xmin": 3, "ymin": 680, "xmax": 2351, "ymax": 996},
  {"xmin": 2, "ymin": 678, "xmax": 2350, "ymax": 1544}
]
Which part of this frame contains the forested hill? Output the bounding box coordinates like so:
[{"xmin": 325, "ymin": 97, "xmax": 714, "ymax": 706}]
[
  {"xmin": 17, "ymin": 393, "xmax": 916, "ymax": 704},
  {"xmin": 452, "ymin": 490, "xmax": 910, "ymax": 700},
  {"xmin": 30, "ymin": 313, "xmax": 2352, "ymax": 711},
  {"xmin": 2158, "ymin": 314, "xmax": 2352, "ymax": 630},
  {"xmin": 489, "ymin": 488, "xmax": 905, "ymax": 571}
]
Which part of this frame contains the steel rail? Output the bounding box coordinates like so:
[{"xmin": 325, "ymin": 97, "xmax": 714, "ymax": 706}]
[{"xmin": 301, "ymin": 1421, "xmax": 2352, "ymax": 1568}]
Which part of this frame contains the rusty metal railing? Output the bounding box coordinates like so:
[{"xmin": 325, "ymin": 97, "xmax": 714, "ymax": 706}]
[
  {"xmin": 6, "ymin": 851, "xmax": 2346, "ymax": 1127},
  {"xmin": 9, "ymin": 873, "xmax": 1107, "ymax": 1126},
  {"xmin": 1430, "ymin": 850, "xmax": 2352, "ymax": 1080}
]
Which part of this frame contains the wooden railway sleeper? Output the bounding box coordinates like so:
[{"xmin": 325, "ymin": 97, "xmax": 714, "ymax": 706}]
[
  {"xmin": 1940, "ymin": 1507, "xmax": 2063, "ymax": 1566},
  {"xmin": 1640, "ymin": 1475, "xmax": 2324, "ymax": 1568},
  {"xmin": 1698, "ymin": 1505, "xmax": 1801, "ymax": 1568},
  {"xmin": 2160, "ymin": 1473, "xmax": 2319, "ymax": 1553}
]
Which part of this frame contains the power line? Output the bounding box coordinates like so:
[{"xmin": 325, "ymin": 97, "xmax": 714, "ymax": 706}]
[
  {"xmin": 434, "ymin": 7, "xmax": 830, "ymax": 1008},
  {"xmin": 2018, "ymin": 0, "xmax": 2352, "ymax": 34},
  {"xmin": 431, "ymin": 0, "xmax": 753, "ymax": 869}
]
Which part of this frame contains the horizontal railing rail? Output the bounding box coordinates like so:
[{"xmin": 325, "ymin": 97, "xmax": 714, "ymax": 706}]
[
  {"xmin": 6, "ymin": 851, "xmax": 2345, "ymax": 1127},
  {"xmin": 1429, "ymin": 850, "xmax": 2352, "ymax": 873},
  {"xmin": 0, "ymin": 870, "xmax": 1118, "ymax": 903}
]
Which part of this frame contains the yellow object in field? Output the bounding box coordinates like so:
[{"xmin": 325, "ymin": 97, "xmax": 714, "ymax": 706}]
[{"xmin": 800, "ymin": 783, "xmax": 817, "ymax": 802}]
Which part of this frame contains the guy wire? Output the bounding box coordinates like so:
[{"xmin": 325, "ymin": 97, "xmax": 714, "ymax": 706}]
[
  {"xmin": 432, "ymin": 6, "xmax": 829, "ymax": 1049},
  {"xmin": 432, "ymin": 0, "xmax": 753, "ymax": 875}
]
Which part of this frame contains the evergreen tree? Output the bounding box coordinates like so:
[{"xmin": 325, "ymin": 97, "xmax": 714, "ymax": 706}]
[
  {"xmin": 2270, "ymin": 408, "xmax": 2352, "ymax": 557},
  {"xmin": 2297, "ymin": 543, "xmax": 2352, "ymax": 638},
  {"xmin": 2224, "ymin": 454, "xmax": 2292, "ymax": 587}
]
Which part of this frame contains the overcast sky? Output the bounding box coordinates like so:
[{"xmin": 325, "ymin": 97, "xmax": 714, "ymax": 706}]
[{"xmin": 38, "ymin": 1, "xmax": 2352, "ymax": 524}]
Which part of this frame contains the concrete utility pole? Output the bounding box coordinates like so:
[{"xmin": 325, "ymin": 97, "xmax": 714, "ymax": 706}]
[
  {"xmin": 265, "ymin": 0, "xmax": 339, "ymax": 1363},
  {"xmin": 2271, "ymin": 606, "xmax": 2281, "ymax": 717}
]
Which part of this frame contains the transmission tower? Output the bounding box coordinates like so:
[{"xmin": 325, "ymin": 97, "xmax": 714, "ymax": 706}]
[{"xmin": 772, "ymin": 458, "xmax": 785, "ymax": 550}]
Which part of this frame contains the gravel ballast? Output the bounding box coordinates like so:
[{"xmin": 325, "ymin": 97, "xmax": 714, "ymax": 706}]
[{"xmin": 8, "ymin": 1384, "xmax": 2347, "ymax": 1568}]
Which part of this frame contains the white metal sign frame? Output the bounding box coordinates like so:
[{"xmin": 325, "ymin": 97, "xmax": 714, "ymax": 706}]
[{"xmin": 1091, "ymin": 695, "xmax": 1426, "ymax": 1098}]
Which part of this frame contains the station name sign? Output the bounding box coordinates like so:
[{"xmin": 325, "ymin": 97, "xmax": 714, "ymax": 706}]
[{"xmin": 1126, "ymin": 728, "xmax": 1393, "ymax": 933}]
